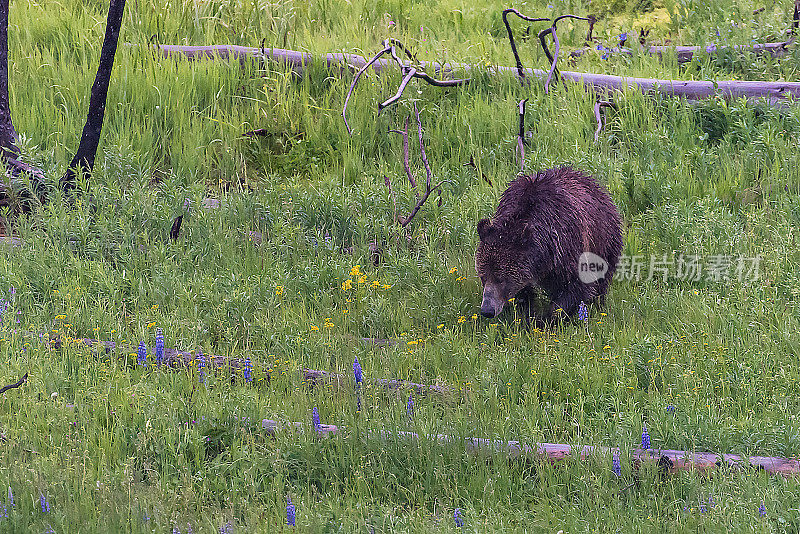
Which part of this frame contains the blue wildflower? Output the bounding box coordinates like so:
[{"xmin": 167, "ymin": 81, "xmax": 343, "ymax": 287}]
[
  {"xmin": 597, "ymin": 44, "xmax": 604, "ymax": 51},
  {"xmin": 353, "ymin": 356, "xmax": 362, "ymax": 384},
  {"xmin": 700, "ymin": 503, "xmax": 707, "ymax": 514},
  {"xmin": 155, "ymin": 328, "xmax": 164, "ymax": 366},
  {"xmin": 454, "ymin": 508, "xmax": 463, "ymax": 527},
  {"xmin": 287, "ymin": 496, "xmax": 296, "ymax": 526},
  {"xmin": 39, "ymin": 493, "xmax": 50, "ymax": 513},
  {"xmin": 1, "ymin": 501, "xmax": 7, "ymax": 519},
  {"xmin": 312, "ymin": 407, "xmax": 321, "ymax": 431},
  {"xmin": 578, "ymin": 301, "xmax": 588, "ymax": 323},
  {"xmin": 619, "ymin": 32, "xmax": 628, "ymax": 46},
  {"xmin": 7, "ymin": 487, "xmax": 13, "ymax": 507},
  {"xmin": 612, "ymin": 453, "xmax": 621, "ymax": 477},
  {"xmin": 137, "ymin": 341, "xmax": 147, "ymax": 367},
  {"xmin": 666, "ymin": 404, "xmax": 676, "ymax": 413},
  {"xmin": 641, "ymin": 426, "xmax": 650, "ymax": 450},
  {"xmin": 173, "ymin": 529, "xmax": 181, "ymax": 534},
  {"xmin": 407, "ymin": 393, "xmax": 414, "ymax": 418},
  {"xmin": 243, "ymin": 356, "xmax": 252, "ymax": 382},
  {"xmin": 219, "ymin": 520, "xmax": 233, "ymax": 534},
  {"xmin": 197, "ymin": 349, "xmax": 206, "ymax": 384},
  {"xmin": 759, "ymin": 502, "xmax": 766, "ymax": 517}
]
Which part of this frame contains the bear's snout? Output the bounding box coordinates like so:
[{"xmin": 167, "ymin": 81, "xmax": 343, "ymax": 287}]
[{"xmin": 480, "ymin": 286, "xmax": 505, "ymax": 318}]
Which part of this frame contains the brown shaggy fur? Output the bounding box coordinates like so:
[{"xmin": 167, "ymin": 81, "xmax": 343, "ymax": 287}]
[{"xmin": 475, "ymin": 166, "xmax": 622, "ymax": 323}]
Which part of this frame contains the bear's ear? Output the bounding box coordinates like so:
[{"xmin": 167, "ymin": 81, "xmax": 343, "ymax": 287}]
[{"xmin": 477, "ymin": 218, "xmax": 492, "ymax": 240}]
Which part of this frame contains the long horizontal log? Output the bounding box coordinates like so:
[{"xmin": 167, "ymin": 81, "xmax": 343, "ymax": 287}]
[
  {"xmin": 28, "ymin": 330, "xmax": 451, "ymax": 397},
  {"xmin": 569, "ymin": 40, "xmax": 795, "ymax": 63},
  {"xmin": 145, "ymin": 43, "xmax": 800, "ymax": 106},
  {"xmin": 261, "ymin": 418, "xmax": 800, "ymax": 477}
]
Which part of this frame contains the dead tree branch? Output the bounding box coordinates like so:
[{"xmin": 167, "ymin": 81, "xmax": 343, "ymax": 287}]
[
  {"xmin": 385, "ymin": 105, "xmax": 445, "ymax": 227},
  {"xmin": 593, "ymin": 100, "xmax": 616, "ymax": 142},
  {"xmin": 60, "ymin": 0, "xmax": 126, "ymax": 194},
  {"xmin": 502, "ymin": 9, "xmax": 551, "ymax": 81},
  {"xmin": 341, "ymin": 38, "xmax": 469, "ymax": 133},
  {"xmin": 388, "ymin": 116, "xmax": 417, "ymax": 197},
  {"xmin": 539, "ymin": 14, "xmax": 592, "ymax": 93},
  {"xmin": 0, "ymin": 372, "xmax": 27, "ymax": 394}
]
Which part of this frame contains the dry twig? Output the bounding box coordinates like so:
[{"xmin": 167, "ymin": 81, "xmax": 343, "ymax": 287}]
[
  {"xmin": 593, "ymin": 100, "xmax": 616, "ymax": 142},
  {"xmin": 0, "ymin": 372, "xmax": 27, "ymax": 394}
]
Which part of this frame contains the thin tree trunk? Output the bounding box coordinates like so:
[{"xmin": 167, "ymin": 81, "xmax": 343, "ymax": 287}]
[
  {"xmin": 60, "ymin": 0, "xmax": 126, "ymax": 193},
  {"xmin": 0, "ymin": 0, "xmax": 18, "ymax": 158}
]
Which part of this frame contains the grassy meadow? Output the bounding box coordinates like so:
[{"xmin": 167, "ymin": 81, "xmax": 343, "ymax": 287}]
[{"xmin": 2, "ymin": 0, "xmax": 800, "ymax": 531}]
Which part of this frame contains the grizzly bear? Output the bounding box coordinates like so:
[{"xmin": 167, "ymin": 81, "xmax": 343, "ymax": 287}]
[{"xmin": 475, "ymin": 166, "xmax": 622, "ymax": 323}]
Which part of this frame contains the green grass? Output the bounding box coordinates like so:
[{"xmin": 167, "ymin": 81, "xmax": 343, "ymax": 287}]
[{"xmin": 2, "ymin": 0, "xmax": 800, "ymax": 531}]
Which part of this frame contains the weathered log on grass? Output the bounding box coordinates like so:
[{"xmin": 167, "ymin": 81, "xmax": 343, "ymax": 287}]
[
  {"xmin": 146, "ymin": 43, "xmax": 800, "ymax": 106},
  {"xmin": 261, "ymin": 418, "xmax": 800, "ymax": 477},
  {"xmin": 35, "ymin": 331, "xmax": 451, "ymax": 397},
  {"xmin": 569, "ymin": 40, "xmax": 795, "ymax": 63}
]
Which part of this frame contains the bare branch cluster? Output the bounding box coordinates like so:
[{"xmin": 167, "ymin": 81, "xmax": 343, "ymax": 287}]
[
  {"xmin": 342, "ymin": 38, "xmax": 469, "ymax": 134},
  {"xmin": 386, "ymin": 103, "xmax": 445, "ymax": 227}
]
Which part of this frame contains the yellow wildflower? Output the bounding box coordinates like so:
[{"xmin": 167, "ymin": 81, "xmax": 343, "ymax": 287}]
[
  {"xmin": 449, "ymin": 267, "xmax": 457, "ymax": 274},
  {"xmin": 276, "ymin": 285, "xmax": 284, "ymax": 296},
  {"xmin": 147, "ymin": 322, "xmax": 156, "ymax": 328},
  {"xmin": 309, "ymin": 325, "xmax": 320, "ymax": 332},
  {"xmin": 382, "ymin": 284, "xmax": 392, "ymax": 289},
  {"xmin": 457, "ymin": 316, "xmax": 466, "ymax": 323},
  {"xmin": 350, "ymin": 265, "xmax": 361, "ymax": 277},
  {"xmin": 437, "ymin": 324, "xmax": 444, "ymax": 329},
  {"xmin": 371, "ymin": 280, "xmax": 380, "ymax": 289},
  {"xmin": 358, "ymin": 275, "xmax": 367, "ymax": 284},
  {"xmin": 471, "ymin": 314, "xmax": 478, "ymax": 320},
  {"xmin": 341, "ymin": 279, "xmax": 353, "ymax": 291}
]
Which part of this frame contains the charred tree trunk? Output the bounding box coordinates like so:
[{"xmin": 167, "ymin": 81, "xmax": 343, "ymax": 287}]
[
  {"xmin": 0, "ymin": 0, "xmax": 18, "ymax": 158},
  {"xmin": 60, "ymin": 0, "xmax": 126, "ymax": 194}
]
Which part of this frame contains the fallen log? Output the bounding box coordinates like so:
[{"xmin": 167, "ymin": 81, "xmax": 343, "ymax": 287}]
[
  {"xmin": 261, "ymin": 418, "xmax": 800, "ymax": 477},
  {"xmin": 0, "ymin": 234, "xmax": 21, "ymax": 246},
  {"xmin": 29, "ymin": 331, "xmax": 451, "ymax": 397},
  {"xmin": 569, "ymin": 40, "xmax": 795, "ymax": 63},
  {"xmin": 144, "ymin": 43, "xmax": 800, "ymax": 106}
]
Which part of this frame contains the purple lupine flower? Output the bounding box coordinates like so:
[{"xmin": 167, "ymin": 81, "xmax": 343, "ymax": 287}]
[
  {"xmin": 353, "ymin": 356, "xmax": 362, "ymax": 384},
  {"xmin": 286, "ymin": 496, "xmax": 296, "ymax": 526},
  {"xmin": 197, "ymin": 349, "xmax": 206, "ymax": 384},
  {"xmin": 155, "ymin": 328, "xmax": 164, "ymax": 366},
  {"xmin": 612, "ymin": 453, "xmax": 621, "ymax": 477},
  {"xmin": 454, "ymin": 508, "xmax": 463, "ymax": 527},
  {"xmin": 407, "ymin": 393, "xmax": 414, "ymax": 418},
  {"xmin": 173, "ymin": 528, "xmax": 181, "ymax": 534},
  {"xmin": 39, "ymin": 493, "xmax": 50, "ymax": 513},
  {"xmin": 219, "ymin": 520, "xmax": 233, "ymax": 534},
  {"xmin": 641, "ymin": 426, "xmax": 650, "ymax": 450},
  {"xmin": 759, "ymin": 502, "xmax": 766, "ymax": 517},
  {"xmin": 137, "ymin": 341, "xmax": 147, "ymax": 367},
  {"xmin": 243, "ymin": 356, "xmax": 252, "ymax": 382},
  {"xmin": 578, "ymin": 301, "xmax": 588, "ymax": 323},
  {"xmin": 666, "ymin": 404, "xmax": 676, "ymax": 413},
  {"xmin": 1, "ymin": 501, "xmax": 7, "ymax": 519},
  {"xmin": 312, "ymin": 407, "xmax": 321, "ymax": 431},
  {"xmin": 7, "ymin": 487, "xmax": 13, "ymax": 507},
  {"xmin": 618, "ymin": 32, "xmax": 628, "ymax": 45}
]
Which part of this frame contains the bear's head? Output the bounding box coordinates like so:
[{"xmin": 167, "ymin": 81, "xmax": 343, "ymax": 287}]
[{"xmin": 475, "ymin": 218, "xmax": 532, "ymax": 318}]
